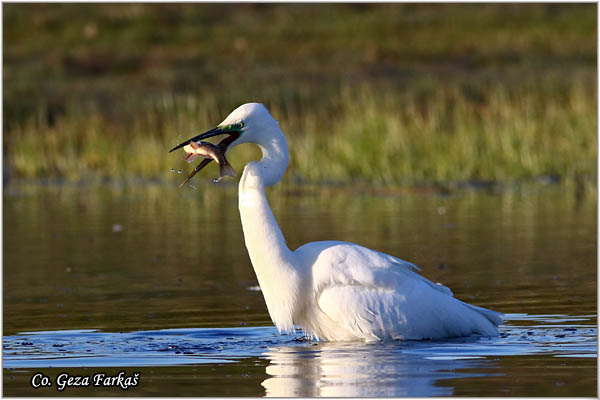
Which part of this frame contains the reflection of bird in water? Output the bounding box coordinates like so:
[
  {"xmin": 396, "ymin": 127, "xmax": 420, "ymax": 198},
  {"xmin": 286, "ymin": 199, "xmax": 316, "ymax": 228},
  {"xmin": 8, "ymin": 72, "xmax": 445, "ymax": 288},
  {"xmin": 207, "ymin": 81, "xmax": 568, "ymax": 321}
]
[
  {"xmin": 170, "ymin": 103, "xmax": 503, "ymax": 341},
  {"xmin": 261, "ymin": 343, "xmax": 485, "ymax": 396}
]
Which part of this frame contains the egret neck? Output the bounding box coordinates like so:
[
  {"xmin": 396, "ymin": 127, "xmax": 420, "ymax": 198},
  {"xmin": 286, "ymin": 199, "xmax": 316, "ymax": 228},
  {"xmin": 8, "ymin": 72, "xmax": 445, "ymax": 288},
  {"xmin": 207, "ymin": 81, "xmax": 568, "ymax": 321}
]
[{"xmin": 237, "ymin": 124, "xmax": 302, "ymax": 333}]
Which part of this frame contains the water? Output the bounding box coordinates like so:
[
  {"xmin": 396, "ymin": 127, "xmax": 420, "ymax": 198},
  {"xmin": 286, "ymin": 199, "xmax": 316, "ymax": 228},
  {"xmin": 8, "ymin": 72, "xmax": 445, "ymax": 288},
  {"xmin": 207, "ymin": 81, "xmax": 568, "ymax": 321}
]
[{"xmin": 3, "ymin": 182, "xmax": 597, "ymax": 396}]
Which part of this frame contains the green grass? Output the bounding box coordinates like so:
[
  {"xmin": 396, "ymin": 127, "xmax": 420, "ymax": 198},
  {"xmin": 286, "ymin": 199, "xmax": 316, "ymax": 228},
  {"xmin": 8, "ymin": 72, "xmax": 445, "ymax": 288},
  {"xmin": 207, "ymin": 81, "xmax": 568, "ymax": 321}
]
[{"xmin": 3, "ymin": 3, "xmax": 597, "ymax": 186}]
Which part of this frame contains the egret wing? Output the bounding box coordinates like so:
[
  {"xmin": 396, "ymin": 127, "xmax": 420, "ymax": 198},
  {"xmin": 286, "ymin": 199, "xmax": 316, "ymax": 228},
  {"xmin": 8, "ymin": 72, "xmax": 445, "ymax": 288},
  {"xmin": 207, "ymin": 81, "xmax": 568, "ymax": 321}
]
[
  {"xmin": 295, "ymin": 241, "xmax": 453, "ymax": 297},
  {"xmin": 317, "ymin": 281, "xmax": 500, "ymax": 340}
]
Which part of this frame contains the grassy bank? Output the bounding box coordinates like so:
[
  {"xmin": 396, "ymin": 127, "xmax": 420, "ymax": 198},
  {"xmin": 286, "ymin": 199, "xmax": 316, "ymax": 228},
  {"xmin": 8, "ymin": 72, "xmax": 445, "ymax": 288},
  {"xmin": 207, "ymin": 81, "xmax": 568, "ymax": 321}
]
[{"xmin": 3, "ymin": 4, "xmax": 597, "ymax": 186}]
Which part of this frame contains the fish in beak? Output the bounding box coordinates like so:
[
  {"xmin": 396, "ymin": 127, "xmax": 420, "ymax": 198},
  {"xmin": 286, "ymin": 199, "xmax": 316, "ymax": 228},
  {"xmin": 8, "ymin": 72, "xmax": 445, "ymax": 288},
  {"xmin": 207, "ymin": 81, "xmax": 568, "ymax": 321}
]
[
  {"xmin": 169, "ymin": 123, "xmax": 243, "ymax": 187},
  {"xmin": 183, "ymin": 141, "xmax": 237, "ymax": 183}
]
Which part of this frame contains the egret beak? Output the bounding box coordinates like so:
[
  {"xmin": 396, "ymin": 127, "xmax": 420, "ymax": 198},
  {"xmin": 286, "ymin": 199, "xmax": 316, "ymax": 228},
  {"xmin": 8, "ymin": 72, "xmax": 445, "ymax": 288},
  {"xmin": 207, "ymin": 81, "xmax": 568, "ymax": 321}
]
[{"xmin": 169, "ymin": 126, "xmax": 242, "ymax": 187}]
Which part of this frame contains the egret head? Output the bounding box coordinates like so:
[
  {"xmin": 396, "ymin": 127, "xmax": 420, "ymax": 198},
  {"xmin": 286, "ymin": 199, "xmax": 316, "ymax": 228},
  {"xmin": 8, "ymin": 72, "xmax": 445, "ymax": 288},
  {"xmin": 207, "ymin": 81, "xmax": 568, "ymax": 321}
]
[
  {"xmin": 219, "ymin": 103, "xmax": 279, "ymax": 147},
  {"xmin": 169, "ymin": 102, "xmax": 279, "ymax": 185}
]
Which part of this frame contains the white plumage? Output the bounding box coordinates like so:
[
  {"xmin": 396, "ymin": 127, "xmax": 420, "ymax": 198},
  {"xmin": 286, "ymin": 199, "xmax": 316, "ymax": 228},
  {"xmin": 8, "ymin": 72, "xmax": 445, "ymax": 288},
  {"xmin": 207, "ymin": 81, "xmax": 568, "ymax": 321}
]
[{"xmin": 211, "ymin": 103, "xmax": 502, "ymax": 341}]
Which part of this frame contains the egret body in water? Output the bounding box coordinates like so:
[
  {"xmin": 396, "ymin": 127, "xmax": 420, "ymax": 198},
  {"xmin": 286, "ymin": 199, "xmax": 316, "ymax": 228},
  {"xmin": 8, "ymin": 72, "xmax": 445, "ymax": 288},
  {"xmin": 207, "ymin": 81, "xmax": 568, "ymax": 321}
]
[{"xmin": 170, "ymin": 103, "xmax": 503, "ymax": 341}]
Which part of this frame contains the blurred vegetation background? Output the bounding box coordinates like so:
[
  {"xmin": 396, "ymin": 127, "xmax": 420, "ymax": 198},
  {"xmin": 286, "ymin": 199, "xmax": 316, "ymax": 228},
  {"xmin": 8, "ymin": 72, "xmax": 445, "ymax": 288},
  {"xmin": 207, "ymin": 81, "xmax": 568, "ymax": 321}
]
[{"xmin": 3, "ymin": 3, "xmax": 597, "ymax": 186}]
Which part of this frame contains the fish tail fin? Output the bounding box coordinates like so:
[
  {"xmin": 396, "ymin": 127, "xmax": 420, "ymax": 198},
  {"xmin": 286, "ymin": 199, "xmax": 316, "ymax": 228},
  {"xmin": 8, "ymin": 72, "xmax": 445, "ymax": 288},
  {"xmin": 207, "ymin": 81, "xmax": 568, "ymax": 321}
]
[{"xmin": 220, "ymin": 162, "xmax": 237, "ymax": 178}]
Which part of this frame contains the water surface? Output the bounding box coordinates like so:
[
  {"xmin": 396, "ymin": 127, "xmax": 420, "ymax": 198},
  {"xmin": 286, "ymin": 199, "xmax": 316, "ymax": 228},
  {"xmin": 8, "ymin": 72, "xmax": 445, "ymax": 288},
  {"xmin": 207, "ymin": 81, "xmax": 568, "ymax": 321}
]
[{"xmin": 3, "ymin": 182, "xmax": 597, "ymax": 396}]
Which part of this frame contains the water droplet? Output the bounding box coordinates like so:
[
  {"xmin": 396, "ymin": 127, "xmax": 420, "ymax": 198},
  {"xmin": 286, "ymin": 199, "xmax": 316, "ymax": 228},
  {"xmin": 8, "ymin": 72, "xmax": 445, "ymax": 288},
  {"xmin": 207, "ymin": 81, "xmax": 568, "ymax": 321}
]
[{"xmin": 178, "ymin": 170, "xmax": 182, "ymax": 174}]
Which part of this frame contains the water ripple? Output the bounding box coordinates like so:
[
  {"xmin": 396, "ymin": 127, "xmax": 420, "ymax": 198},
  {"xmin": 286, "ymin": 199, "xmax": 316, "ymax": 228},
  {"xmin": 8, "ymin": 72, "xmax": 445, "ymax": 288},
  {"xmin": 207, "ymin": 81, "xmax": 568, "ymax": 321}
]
[{"xmin": 3, "ymin": 314, "xmax": 596, "ymax": 396}]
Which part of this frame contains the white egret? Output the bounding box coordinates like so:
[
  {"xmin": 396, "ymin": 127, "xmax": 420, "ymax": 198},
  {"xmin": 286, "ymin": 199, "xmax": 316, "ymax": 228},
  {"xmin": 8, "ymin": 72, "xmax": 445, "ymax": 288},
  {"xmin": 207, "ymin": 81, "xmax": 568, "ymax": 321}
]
[{"xmin": 170, "ymin": 103, "xmax": 503, "ymax": 341}]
